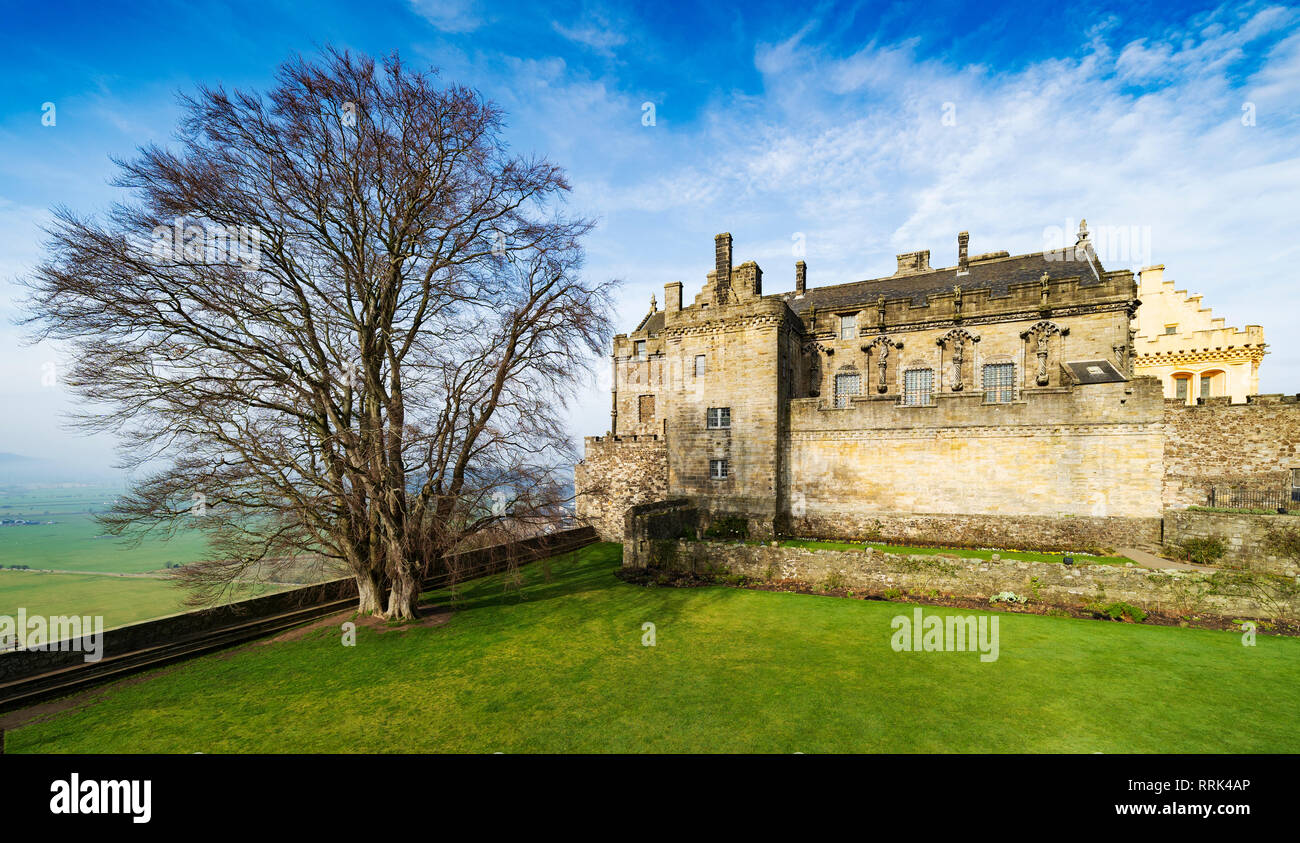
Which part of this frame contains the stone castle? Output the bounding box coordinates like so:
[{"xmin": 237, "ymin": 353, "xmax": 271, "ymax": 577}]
[{"xmin": 575, "ymin": 222, "xmax": 1297, "ymax": 552}]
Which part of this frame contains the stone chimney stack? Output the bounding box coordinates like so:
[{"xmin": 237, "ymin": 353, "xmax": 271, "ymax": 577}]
[
  {"xmin": 715, "ymin": 232, "xmax": 733, "ymax": 283},
  {"xmin": 957, "ymin": 231, "xmax": 970, "ymax": 275},
  {"xmin": 795, "ymin": 261, "xmax": 807, "ymax": 294},
  {"xmin": 894, "ymin": 250, "xmax": 931, "ymax": 276},
  {"xmin": 664, "ymin": 281, "xmax": 682, "ymax": 314}
]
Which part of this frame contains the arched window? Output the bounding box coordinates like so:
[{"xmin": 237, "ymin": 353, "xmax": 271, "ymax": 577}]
[{"xmin": 1171, "ymin": 373, "xmax": 1193, "ymax": 404}]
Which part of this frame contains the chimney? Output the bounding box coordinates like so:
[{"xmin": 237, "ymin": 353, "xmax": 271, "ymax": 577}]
[
  {"xmin": 715, "ymin": 233, "xmax": 733, "ymax": 283},
  {"xmin": 664, "ymin": 281, "xmax": 682, "ymax": 314},
  {"xmin": 957, "ymin": 231, "xmax": 969, "ymax": 275},
  {"xmin": 894, "ymin": 250, "xmax": 931, "ymax": 276},
  {"xmin": 795, "ymin": 261, "xmax": 807, "ymax": 295}
]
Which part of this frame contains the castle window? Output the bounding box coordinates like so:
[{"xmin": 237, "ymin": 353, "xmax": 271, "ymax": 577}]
[
  {"xmin": 982, "ymin": 363, "xmax": 1015, "ymax": 403},
  {"xmin": 1200, "ymin": 374, "xmax": 1212, "ymax": 400},
  {"xmin": 1174, "ymin": 376, "xmax": 1189, "ymax": 402},
  {"xmin": 834, "ymin": 372, "xmax": 860, "ymax": 408},
  {"xmin": 638, "ymin": 394, "xmax": 655, "ymax": 422},
  {"xmin": 695, "ymin": 354, "xmax": 707, "ymax": 377},
  {"xmin": 710, "ymin": 459, "xmax": 729, "ymax": 480},
  {"xmin": 1164, "ymin": 324, "xmax": 1178, "ymax": 335},
  {"xmin": 707, "ymin": 407, "xmax": 731, "ymax": 429},
  {"xmin": 634, "ymin": 340, "xmax": 647, "ymax": 361},
  {"xmin": 903, "ymin": 368, "xmax": 934, "ymax": 406},
  {"xmin": 839, "ymin": 314, "xmax": 856, "ymax": 341}
]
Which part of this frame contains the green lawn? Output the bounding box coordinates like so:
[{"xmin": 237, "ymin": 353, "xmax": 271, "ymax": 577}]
[{"xmin": 8, "ymin": 542, "xmax": 1299, "ymax": 753}]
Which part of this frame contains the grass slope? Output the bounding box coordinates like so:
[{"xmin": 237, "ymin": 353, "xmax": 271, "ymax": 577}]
[{"xmin": 8, "ymin": 542, "xmax": 1299, "ymax": 753}]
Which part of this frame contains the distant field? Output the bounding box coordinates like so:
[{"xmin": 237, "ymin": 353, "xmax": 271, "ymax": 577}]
[
  {"xmin": 0, "ymin": 571, "xmax": 191, "ymax": 643},
  {"xmin": 0, "ymin": 485, "xmax": 211, "ymax": 574},
  {"xmin": 0, "ymin": 570, "xmax": 285, "ymax": 645},
  {"xmin": 0, "ymin": 484, "xmax": 220, "ymax": 638}
]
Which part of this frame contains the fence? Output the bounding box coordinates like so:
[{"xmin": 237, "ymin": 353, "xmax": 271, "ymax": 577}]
[{"xmin": 1207, "ymin": 487, "xmax": 1292, "ymax": 512}]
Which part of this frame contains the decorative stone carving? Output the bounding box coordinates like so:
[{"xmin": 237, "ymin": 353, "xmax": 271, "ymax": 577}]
[
  {"xmin": 1020, "ymin": 320, "xmax": 1068, "ymax": 386},
  {"xmin": 936, "ymin": 327, "xmax": 980, "ymax": 392},
  {"xmin": 862, "ymin": 335, "xmax": 903, "ymax": 394}
]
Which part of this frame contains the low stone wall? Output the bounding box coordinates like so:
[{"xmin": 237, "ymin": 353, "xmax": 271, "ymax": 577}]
[
  {"xmin": 624, "ymin": 499, "xmax": 696, "ymax": 568},
  {"xmin": 787, "ymin": 511, "xmax": 1163, "ymax": 554},
  {"xmin": 1163, "ymin": 510, "xmax": 1300, "ymax": 576},
  {"xmin": 645, "ymin": 541, "xmax": 1299, "ymax": 622}
]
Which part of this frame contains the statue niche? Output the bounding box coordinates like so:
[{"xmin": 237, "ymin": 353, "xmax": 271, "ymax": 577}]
[
  {"xmin": 861, "ymin": 335, "xmax": 902, "ymax": 394},
  {"xmin": 936, "ymin": 327, "xmax": 980, "ymax": 392},
  {"xmin": 1019, "ymin": 320, "xmax": 1068, "ymax": 387}
]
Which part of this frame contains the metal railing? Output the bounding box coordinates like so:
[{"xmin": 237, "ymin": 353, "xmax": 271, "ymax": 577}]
[{"xmin": 1207, "ymin": 487, "xmax": 1292, "ymax": 512}]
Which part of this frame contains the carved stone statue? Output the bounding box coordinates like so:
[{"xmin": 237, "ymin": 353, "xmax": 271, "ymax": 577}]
[
  {"xmin": 1035, "ymin": 331, "xmax": 1050, "ymax": 385},
  {"xmin": 1039, "ymin": 273, "xmax": 1050, "ymax": 309},
  {"xmin": 877, "ymin": 295, "xmax": 886, "ymax": 330},
  {"xmin": 951, "ymin": 340, "xmax": 965, "ymax": 391},
  {"xmin": 952, "ymin": 285, "xmax": 963, "ymax": 322}
]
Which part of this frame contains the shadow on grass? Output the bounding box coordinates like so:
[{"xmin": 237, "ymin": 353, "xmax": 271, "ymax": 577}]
[{"xmin": 416, "ymin": 542, "xmax": 737, "ymax": 634}]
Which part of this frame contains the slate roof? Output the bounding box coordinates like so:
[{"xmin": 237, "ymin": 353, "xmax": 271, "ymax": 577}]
[
  {"xmin": 778, "ymin": 245, "xmax": 1106, "ymax": 313},
  {"xmin": 632, "ymin": 310, "xmax": 664, "ymax": 336}
]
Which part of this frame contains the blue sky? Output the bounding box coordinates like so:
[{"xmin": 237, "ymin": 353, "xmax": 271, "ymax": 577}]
[{"xmin": 1, "ymin": 0, "xmax": 1298, "ymax": 477}]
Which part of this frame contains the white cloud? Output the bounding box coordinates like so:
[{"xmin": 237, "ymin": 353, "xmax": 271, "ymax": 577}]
[{"xmin": 408, "ymin": 0, "xmax": 483, "ymax": 34}]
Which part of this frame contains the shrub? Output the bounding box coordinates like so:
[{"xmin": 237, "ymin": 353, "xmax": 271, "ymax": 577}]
[
  {"xmin": 989, "ymin": 591, "xmax": 1026, "ymax": 604},
  {"xmin": 1177, "ymin": 536, "xmax": 1226, "ymax": 566},
  {"xmin": 704, "ymin": 515, "xmax": 748, "ymax": 540},
  {"xmin": 1096, "ymin": 601, "xmax": 1147, "ymax": 623},
  {"xmin": 882, "ymin": 587, "xmax": 902, "ymax": 600},
  {"xmin": 1262, "ymin": 525, "xmax": 1300, "ymax": 560},
  {"xmin": 821, "ymin": 571, "xmax": 848, "ymax": 592}
]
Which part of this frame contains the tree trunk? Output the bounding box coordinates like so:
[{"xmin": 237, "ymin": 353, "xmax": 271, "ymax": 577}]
[
  {"xmin": 356, "ymin": 569, "xmax": 385, "ymax": 616},
  {"xmin": 385, "ymin": 564, "xmax": 420, "ymax": 620}
]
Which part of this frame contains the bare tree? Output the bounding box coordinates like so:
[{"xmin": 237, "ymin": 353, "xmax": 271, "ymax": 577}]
[{"xmin": 21, "ymin": 48, "xmax": 615, "ymax": 619}]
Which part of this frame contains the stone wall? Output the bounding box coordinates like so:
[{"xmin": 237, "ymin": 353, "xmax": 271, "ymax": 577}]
[
  {"xmin": 650, "ymin": 540, "xmax": 1299, "ymax": 622},
  {"xmin": 574, "ymin": 435, "xmax": 668, "ymax": 540},
  {"xmin": 1163, "ymin": 395, "xmax": 1300, "ymax": 508},
  {"xmin": 623, "ymin": 498, "xmax": 697, "ymax": 568},
  {"xmin": 789, "ymin": 511, "xmax": 1162, "ymax": 554},
  {"xmin": 781, "ymin": 377, "xmax": 1166, "ymax": 550},
  {"xmin": 1163, "ymin": 509, "xmax": 1300, "ymax": 576}
]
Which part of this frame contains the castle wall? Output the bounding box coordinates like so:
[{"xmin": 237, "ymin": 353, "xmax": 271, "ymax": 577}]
[
  {"xmin": 1163, "ymin": 395, "xmax": 1300, "ymax": 508},
  {"xmin": 780, "ymin": 378, "xmax": 1166, "ymax": 550},
  {"xmin": 574, "ymin": 435, "xmax": 668, "ymax": 541}
]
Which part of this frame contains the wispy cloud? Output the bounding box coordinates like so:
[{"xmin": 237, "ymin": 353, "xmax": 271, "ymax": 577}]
[{"xmin": 408, "ymin": 0, "xmax": 483, "ymax": 34}]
